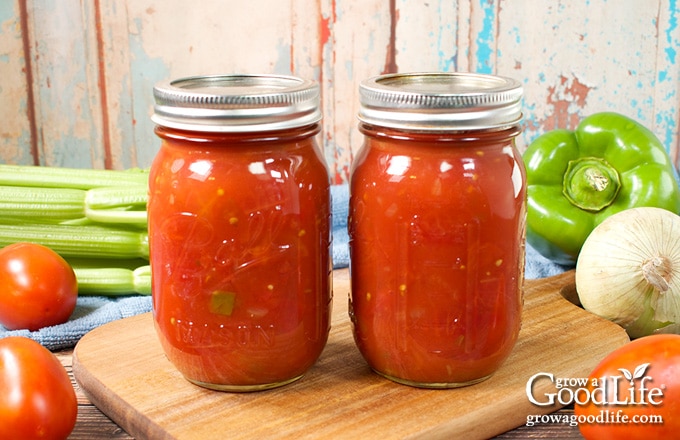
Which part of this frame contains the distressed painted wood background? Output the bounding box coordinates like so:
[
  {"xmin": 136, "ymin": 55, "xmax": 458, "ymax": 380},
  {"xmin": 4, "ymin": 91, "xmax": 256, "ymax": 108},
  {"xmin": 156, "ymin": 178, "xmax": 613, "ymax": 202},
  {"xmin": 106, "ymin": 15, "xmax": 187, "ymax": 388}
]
[{"xmin": 1, "ymin": 0, "xmax": 678, "ymax": 183}]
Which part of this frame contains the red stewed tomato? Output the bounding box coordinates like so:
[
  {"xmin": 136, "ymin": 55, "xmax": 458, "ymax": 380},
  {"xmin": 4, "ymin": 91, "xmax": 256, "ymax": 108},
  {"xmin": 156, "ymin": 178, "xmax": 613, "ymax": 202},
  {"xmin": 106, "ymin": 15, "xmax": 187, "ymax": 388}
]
[
  {"xmin": 0, "ymin": 242, "xmax": 78, "ymax": 331},
  {"xmin": 149, "ymin": 126, "xmax": 332, "ymax": 389},
  {"xmin": 574, "ymin": 334, "xmax": 680, "ymax": 439},
  {"xmin": 348, "ymin": 128, "xmax": 525, "ymax": 386},
  {"xmin": 0, "ymin": 336, "xmax": 78, "ymax": 440}
]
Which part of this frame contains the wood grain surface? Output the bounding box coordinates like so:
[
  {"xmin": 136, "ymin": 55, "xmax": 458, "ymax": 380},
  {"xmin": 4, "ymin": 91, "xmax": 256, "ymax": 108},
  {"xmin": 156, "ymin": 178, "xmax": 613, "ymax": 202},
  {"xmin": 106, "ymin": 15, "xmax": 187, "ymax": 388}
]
[
  {"xmin": 57, "ymin": 349, "xmax": 587, "ymax": 439},
  {"xmin": 72, "ymin": 269, "xmax": 629, "ymax": 440}
]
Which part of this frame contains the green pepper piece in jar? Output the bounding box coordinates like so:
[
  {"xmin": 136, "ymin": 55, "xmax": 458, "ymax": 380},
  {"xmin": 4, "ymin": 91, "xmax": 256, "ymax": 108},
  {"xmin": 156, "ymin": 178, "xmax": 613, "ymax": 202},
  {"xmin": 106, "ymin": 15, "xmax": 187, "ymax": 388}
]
[{"xmin": 523, "ymin": 112, "xmax": 680, "ymax": 265}]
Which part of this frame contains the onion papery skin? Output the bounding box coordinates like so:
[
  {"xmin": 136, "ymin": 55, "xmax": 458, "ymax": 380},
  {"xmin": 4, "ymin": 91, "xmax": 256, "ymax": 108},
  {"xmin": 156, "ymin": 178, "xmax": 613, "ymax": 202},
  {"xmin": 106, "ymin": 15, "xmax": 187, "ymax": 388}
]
[{"xmin": 575, "ymin": 207, "xmax": 680, "ymax": 339}]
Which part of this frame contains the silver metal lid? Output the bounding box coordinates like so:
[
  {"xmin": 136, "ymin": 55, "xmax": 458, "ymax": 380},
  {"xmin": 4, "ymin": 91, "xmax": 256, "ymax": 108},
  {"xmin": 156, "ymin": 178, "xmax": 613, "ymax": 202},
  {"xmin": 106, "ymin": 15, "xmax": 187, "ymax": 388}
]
[
  {"xmin": 358, "ymin": 72, "xmax": 523, "ymax": 131},
  {"xmin": 152, "ymin": 74, "xmax": 322, "ymax": 132}
]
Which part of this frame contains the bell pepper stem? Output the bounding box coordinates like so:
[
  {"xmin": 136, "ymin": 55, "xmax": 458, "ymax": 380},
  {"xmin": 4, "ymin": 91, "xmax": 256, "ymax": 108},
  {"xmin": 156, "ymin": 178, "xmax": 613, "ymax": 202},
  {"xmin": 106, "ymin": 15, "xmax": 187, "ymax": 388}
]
[{"xmin": 563, "ymin": 157, "xmax": 621, "ymax": 212}]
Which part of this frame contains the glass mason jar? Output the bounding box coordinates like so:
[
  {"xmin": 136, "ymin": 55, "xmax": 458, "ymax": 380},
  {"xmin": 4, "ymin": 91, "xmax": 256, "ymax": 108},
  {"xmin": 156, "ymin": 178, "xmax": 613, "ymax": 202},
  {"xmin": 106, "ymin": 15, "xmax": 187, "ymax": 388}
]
[
  {"xmin": 348, "ymin": 72, "xmax": 526, "ymax": 388},
  {"xmin": 149, "ymin": 74, "xmax": 332, "ymax": 392}
]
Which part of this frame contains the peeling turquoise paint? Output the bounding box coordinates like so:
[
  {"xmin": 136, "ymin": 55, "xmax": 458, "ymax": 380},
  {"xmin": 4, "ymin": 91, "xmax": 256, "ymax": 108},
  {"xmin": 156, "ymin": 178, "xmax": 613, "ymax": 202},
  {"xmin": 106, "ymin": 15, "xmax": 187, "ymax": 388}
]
[
  {"xmin": 442, "ymin": 24, "xmax": 459, "ymax": 70},
  {"xmin": 665, "ymin": 0, "xmax": 678, "ymax": 63},
  {"xmin": 0, "ymin": 1, "xmax": 15, "ymax": 22},
  {"xmin": 439, "ymin": 53, "xmax": 456, "ymax": 72},
  {"xmin": 665, "ymin": 47, "xmax": 677, "ymax": 65},
  {"xmin": 657, "ymin": 0, "xmax": 678, "ymax": 155},
  {"xmin": 511, "ymin": 26, "xmax": 521, "ymax": 44},
  {"xmin": 520, "ymin": 100, "xmax": 539, "ymax": 145},
  {"xmin": 436, "ymin": 17, "xmax": 456, "ymax": 71},
  {"xmin": 659, "ymin": 0, "xmax": 678, "ymax": 85},
  {"xmin": 658, "ymin": 89, "xmax": 677, "ymax": 153},
  {"xmin": 475, "ymin": 0, "xmax": 495, "ymax": 73},
  {"xmin": 656, "ymin": 109, "xmax": 678, "ymax": 153}
]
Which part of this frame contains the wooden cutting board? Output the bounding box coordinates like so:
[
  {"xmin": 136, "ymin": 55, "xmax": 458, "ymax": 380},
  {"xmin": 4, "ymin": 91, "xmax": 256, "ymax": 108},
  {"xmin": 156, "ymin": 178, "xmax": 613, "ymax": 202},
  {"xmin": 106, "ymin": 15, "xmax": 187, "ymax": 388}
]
[{"xmin": 73, "ymin": 269, "xmax": 629, "ymax": 440}]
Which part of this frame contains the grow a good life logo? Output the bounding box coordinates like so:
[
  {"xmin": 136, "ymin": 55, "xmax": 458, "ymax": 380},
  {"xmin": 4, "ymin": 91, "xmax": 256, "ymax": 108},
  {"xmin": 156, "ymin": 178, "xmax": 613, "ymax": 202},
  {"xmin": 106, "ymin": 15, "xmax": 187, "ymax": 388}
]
[
  {"xmin": 524, "ymin": 363, "xmax": 665, "ymax": 427},
  {"xmin": 527, "ymin": 362, "xmax": 664, "ymax": 406}
]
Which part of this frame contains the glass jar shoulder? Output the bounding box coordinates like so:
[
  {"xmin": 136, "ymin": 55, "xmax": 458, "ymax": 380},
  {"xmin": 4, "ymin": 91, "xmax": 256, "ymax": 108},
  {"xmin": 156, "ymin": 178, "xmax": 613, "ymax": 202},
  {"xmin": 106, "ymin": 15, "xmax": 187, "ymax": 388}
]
[
  {"xmin": 152, "ymin": 126, "xmax": 327, "ymax": 185},
  {"xmin": 352, "ymin": 134, "xmax": 521, "ymax": 188}
]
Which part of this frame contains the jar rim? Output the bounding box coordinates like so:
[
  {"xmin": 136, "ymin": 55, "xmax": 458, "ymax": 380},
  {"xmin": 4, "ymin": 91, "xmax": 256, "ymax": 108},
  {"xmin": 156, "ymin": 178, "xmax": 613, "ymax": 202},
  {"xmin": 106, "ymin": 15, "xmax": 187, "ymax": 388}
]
[
  {"xmin": 358, "ymin": 72, "xmax": 523, "ymax": 131},
  {"xmin": 151, "ymin": 74, "xmax": 322, "ymax": 132}
]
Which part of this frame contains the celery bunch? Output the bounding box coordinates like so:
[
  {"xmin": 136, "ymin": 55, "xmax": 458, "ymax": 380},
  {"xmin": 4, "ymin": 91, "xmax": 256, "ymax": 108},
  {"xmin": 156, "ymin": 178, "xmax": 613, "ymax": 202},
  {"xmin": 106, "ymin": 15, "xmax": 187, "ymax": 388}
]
[{"xmin": 0, "ymin": 164, "xmax": 151, "ymax": 296}]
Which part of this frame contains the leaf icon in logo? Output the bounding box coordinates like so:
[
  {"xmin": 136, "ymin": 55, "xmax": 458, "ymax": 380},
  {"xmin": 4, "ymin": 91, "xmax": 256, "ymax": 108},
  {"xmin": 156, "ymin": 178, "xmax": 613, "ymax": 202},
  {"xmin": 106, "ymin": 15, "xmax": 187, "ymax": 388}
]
[
  {"xmin": 618, "ymin": 363, "xmax": 650, "ymax": 386},
  {"xmin": 618, "ymin": 368, "xmax": 633, "ymax": 382},
  {"xmin": 633, "ymin": 363, "xmax": 650, "ymax": 380}
]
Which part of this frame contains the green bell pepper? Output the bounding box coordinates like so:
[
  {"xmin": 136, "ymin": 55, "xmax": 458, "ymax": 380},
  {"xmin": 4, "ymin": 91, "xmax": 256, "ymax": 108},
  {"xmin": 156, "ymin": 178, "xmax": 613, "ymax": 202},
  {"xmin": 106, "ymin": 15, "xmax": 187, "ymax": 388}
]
[{"xmin": 524, "ymin": 112, "xmax": 680, "ymax": 265}]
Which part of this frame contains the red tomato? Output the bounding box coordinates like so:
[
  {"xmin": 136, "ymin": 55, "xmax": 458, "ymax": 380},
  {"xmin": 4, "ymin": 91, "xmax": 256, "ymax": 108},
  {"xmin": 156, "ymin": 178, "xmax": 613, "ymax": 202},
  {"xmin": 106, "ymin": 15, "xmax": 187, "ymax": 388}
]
[
  {"xmin": 0, "ymin": 336, "xmax": 78, "ymax": 440},
  {"xmin": 0, "ymin": 242, "xmax": 78, "ymax": 331},
  {"xmin": 574, "ymin": 334, "xmax": 680, "ymax": 439}
]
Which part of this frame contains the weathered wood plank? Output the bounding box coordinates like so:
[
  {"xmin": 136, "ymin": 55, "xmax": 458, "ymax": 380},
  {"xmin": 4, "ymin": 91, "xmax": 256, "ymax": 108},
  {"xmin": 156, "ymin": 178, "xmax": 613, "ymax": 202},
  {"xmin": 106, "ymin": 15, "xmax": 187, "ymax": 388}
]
[
  {"xmin": 652, "ymin": 0, "xmax": 680, "ymax": 165},
  {"xmin": 1, "ymin": 0, "xmax": 678, "ymax": 177},
  {"xmin": 121, "ymin": 0, "xmax": 314, "ymax": 168},
  {"xmin": 394, "ymin": 0, "xmax": 459, "ymax": 72},
  {"xmin": 0, "ymin": 1, "xmax": 34, "ymax": 164},
  {"xmin": 94, "ymin": 0, "xmax": 136, "ymax": 170},
  {"xmin": 27, "ymin": 0, "xmax": 106, "ymax": 168},
  {"xmin": 321, "ymin": 0, "xmax": 393, "ymax": 182},
  {"xmin": 498, "ymin": 0, "xmax": 679, "ymax": 158}
]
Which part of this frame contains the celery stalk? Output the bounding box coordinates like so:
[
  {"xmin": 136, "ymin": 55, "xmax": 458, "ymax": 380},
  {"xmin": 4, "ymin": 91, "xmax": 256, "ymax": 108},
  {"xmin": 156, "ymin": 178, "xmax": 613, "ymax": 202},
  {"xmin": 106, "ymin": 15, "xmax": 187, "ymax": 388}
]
[
  {"xmin": 85, "ymin": 186, "xmax": 148, "ymax": 210},
  {"xmin": 74, "ymin": 265, "xmax": 151, "ymax": 296},
  {"xmin": 0, "ymin": 185, "xmax": 85, "ymax": 221},
  {"xmin": 0, "ymin": 164, "xmax": 148, "ymax": 189},
  {"xmin": 0, "ymin": 177, "xmax": 148, "ymax": 226},
  {"xmin": 0, "ymin": 164, "xmax": 153, "ymax": 295},
  {"xmin": 0, "ymin": 223, "xmax": 149, "ymax": 259},
  {"xmin": 84, "ymin": 185, "xmax": 148, "ymax": 226}
]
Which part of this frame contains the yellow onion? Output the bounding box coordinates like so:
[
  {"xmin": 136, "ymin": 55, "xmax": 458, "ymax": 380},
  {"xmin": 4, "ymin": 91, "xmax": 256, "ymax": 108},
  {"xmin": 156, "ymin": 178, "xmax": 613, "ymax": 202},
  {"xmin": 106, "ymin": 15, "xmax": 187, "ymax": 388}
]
[{"xmin": 575, "ymin": 207, "xmax": 680, "ymax": 338}]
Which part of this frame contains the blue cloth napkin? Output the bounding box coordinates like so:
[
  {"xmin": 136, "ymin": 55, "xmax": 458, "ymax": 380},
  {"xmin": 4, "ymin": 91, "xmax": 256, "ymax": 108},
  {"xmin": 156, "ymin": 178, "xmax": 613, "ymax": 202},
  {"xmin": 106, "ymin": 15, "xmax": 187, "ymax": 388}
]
[
  {"xmin": 0, "ymin": 183, "xmax": 567, "ymax": 350},
  {"xmin": 0, "ymin": 296, "xmax": 153, "ymax": 351}
]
